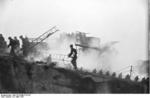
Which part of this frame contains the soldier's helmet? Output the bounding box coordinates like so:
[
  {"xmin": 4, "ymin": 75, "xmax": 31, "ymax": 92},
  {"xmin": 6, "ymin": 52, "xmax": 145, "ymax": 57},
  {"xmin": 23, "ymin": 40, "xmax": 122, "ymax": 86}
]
[
  {"xmin": 14, "ymin": 36, "xmax": 17, "ymax": 39},
  {"xmin": 8, "ymin": 37, "xmax": 12, "ymax": 40},
  {"xmin": 19, "ymin": 35, "xmax": 23, "ymax": 39},
  {"xmin": 70, "ymin": 44, "xmax": 73, "ymax": 48}
]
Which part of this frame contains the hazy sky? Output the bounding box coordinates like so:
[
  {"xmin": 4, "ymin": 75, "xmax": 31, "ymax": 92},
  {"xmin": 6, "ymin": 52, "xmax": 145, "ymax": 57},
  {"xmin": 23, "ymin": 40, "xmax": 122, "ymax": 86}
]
[{"xmin": 0, "ymin": 0, "xmax": 148, "ymax": 74}]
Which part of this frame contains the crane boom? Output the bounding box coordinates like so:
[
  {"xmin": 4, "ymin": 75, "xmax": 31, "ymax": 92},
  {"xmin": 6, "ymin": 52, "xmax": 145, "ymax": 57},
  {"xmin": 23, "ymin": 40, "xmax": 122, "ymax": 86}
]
[
  {"xmin": 30, "ymin": 26, "xmax": 59, "ymax": 49},
  {"xmin": 32, "ymin": 26, "xmax": 57, "ymax": 42}
]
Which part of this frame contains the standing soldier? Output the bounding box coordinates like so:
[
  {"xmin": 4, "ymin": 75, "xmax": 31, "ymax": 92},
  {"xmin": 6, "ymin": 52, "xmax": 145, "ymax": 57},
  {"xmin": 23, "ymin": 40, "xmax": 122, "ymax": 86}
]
[
  {"xmin": 8, "ymin": 37, "xmax": 16, "ymax": 56},
  {"xmin": 0, "ymin": 34, "xmax": 7, "ymax": 53},
  {"xmin": 20, "ymin": 35, "xmax": 28, "ymax": 56},
  {"xmin": 14, "ymin": 36, "xmax": 20, "ymax": 48},
  {"xmin": 68, "ymin": 44, "xmax": 78, "ymax": 70},
  {"xmin": 14, "ymin": 36, "xmax": 20, "ymax": 54}
]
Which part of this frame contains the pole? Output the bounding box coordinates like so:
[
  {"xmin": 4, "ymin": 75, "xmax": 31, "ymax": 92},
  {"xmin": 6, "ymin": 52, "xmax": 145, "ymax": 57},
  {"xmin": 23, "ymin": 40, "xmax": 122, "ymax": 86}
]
[{"xmin": 130, "ymin": 65, "xmax": 133, "ymax": 78}]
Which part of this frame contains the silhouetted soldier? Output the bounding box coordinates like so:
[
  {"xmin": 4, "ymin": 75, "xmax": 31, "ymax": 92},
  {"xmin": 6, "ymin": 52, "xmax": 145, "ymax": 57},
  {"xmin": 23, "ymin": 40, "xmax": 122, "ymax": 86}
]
[
  {"xmin": 13, "ymin": 36, "xmax": 20, "ymax": 55},
  {"xmin": 8, "ymin": 37, "xmax": 16, "ymax": 56},
  {"xmin": 0, "ymin": 34, "xmax": 6, "ymax": 46},
  {"xmin": 20, "ymin": 35, "xmax": 29, "ymax": 57},
  {"xmin": 14, "ymin": 36, "xmax": 20, "ymax": 48},
  {"xmin": 0, "ymin": 34, "xmax": 7, "ymax": 52},
  {"xmin": 68, "ymin": 44, "xmax": 77, "ymax": 70}
]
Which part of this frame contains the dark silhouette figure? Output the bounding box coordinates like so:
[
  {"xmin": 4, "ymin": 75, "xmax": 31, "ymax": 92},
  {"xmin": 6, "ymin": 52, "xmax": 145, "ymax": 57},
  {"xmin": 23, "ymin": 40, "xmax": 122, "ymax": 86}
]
[
  {"xmin": 112, "ymin": 72, "xmax": 116, "ymax": 77},
  {"xmin": 99, "ymin": 70, "xmax": 103, "ymax": 75},
  {"xmin": 118, "ymin": 73, "xmax": 122, "ymax": 79},
  {"xmin": 68, "ymin": 44, "xmax": 77, "ymax": 70},
  {"xmin": 106, "ymin": 71, "xmax": 110, "ymax": 76},
  {"xmin": 14, "ymin": 36, "xmax": 20, "ymax": 49},
  {"xmin": 8, "ymin": 37, "xmax": 16, "ymax": 56},
  {"xmin": 125, "ymin": 74, "xmax": 130, "ymax": 80},
  {"xmin": 0, "ymin": 34, "xmax": 7, "ymax": 52},
  {"xmin": 20, "ymin": 35, "xmax": 30, "ymax": 57},
  {"xmin": 134, "ymin": 76, "xmax": 139, "ymax": 82}
]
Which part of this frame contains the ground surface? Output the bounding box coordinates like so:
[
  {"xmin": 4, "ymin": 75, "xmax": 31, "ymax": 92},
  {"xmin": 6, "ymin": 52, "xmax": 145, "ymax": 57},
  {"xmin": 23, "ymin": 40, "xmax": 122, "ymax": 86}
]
[{"xmin": 0, "ymin": 55, "xmax": 148, "ymax": 93}]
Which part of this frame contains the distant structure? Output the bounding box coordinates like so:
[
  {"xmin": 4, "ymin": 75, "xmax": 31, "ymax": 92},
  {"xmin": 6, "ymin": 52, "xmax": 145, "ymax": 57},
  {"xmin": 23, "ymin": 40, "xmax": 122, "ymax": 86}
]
[{"xmin": 59, "ymin": 32, "xmax": 101, "ymax": 52}]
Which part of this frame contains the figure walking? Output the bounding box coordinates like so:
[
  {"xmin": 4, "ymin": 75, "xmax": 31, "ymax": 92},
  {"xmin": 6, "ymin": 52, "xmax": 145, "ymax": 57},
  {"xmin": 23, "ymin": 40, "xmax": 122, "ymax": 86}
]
[
  {"xmin": 68, "ymin": 44, "xmax": 77, "ymax": 70},
  {"xmin": 8, "ymin": 37, "xmax": 16, "ymax": 56}
]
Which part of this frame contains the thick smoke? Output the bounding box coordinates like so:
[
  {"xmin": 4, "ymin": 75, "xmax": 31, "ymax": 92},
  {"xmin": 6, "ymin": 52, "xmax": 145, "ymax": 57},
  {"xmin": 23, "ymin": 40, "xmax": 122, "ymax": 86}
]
[
  {"xmin": 31, "ymin": 32, "xmax": 118, "ymax": 72},
  {"xmin": 77, "ymin": 41, "xmax": 118, "ymax": 71},
  {"xmin": 136, "ymin": 60, "xmax": 149, "ymax": 77},
  {"xmin": 25, "ymin": 42, "xmax": 50, "ymax": 62},
  {"xmin": 27, "ymin": 32, "xmax": 118, "ymax": 72}
]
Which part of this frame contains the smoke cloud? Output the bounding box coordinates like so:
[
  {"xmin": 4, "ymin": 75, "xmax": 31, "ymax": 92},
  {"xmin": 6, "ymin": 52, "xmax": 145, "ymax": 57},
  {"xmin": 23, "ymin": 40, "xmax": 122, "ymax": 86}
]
[
  {"xmin": 136, "ymin": 60, "xmax": 149, "ymax": 77},
  {"xmin": 30, "ymin": 32, "xmax": 118, "ymax": 72}
]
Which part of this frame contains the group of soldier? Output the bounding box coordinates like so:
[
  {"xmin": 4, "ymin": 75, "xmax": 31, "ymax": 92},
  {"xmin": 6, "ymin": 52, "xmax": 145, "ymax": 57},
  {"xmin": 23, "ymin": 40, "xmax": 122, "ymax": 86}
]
[
  {"xmin": 0, "ymin": 33, "xmax": 78, "ymax": 70},
  {"xmin": 0, "ymin": 34, "xmax": 30, "ymax": 57},
  {"xmin": 8, "ymin": 35, "xmax": 30, "ymax": 57},
  {"xmin": 8, "ymin": 36, "xmax": 20, "ymax": 56}
]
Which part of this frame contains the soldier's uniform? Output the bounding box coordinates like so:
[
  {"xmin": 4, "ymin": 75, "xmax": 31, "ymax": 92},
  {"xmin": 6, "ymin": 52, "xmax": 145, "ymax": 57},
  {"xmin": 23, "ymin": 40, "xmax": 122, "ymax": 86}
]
[
  {"xmin": 20, "ymin": 36, "xmax": 30, "ymax": 57},
  {"xmin": 68, "ymin": 45, "xmax": 77, "ymax": 70},
  {"xmin": 0, "ymin": 34, "xmax": 7, "ymax": 53},
  {"xmin": 8, "ymin": 37, "xmax": 16, "ymax": 56}
]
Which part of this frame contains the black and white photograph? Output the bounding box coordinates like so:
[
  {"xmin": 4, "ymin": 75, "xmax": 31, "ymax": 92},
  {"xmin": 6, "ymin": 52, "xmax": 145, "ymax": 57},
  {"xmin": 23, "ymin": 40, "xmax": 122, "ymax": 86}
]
[{"xmin": 0, "ymin": 0, "xmax": 149, "ymax": 94}]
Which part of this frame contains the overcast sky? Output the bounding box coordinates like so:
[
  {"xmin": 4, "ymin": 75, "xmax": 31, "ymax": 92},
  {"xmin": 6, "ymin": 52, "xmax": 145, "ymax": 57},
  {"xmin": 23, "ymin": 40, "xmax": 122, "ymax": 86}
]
[{"xmin": 0, "ymin": 0, "xmax": 148, "ymax": 74}]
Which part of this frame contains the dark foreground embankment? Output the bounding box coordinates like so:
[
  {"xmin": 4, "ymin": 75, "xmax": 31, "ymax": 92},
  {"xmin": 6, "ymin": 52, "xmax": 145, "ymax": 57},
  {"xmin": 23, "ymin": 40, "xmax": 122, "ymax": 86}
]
[{"xmin": 0, "ymin": 55, "xmax": 149, "ymax": 93}]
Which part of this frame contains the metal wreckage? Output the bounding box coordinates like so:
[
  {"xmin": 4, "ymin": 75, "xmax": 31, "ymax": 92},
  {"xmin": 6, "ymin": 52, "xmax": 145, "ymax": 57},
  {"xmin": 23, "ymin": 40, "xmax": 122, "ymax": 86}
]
[{"xmin": 0, "ymin": 26, "xmax": 149, "ymax": 93}]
